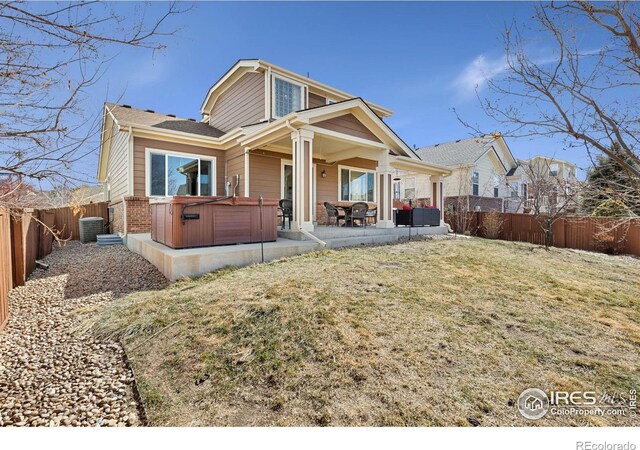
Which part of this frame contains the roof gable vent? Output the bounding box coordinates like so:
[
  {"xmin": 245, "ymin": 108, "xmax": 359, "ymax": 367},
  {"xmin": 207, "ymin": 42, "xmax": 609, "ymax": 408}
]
[
  {"xmin": 121, "ymin": 104, "xmax": 132, "ymax": 108},
  {"xmin": 145, "ymin": 109, "xmax": 155, "ymax": 113},
  {"xmin": 167, "ymin": 114, "xmax": 176, "ymax": 118}
]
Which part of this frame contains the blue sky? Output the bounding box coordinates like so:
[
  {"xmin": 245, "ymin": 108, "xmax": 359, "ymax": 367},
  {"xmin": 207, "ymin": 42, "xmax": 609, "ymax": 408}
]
[{"xmin": 84, "ymin": 1, "xmax": 593, "ymax": 180}]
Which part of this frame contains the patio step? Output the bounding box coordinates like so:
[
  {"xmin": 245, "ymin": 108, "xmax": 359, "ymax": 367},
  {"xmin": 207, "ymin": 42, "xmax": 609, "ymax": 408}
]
[
  {"xmin": 311, "ymin": 227, "xmax": 400, "ymax": 240},
  {"xmin": 323, "ymin": 234, "xmax": 399, "ymax": 249},
  {"xmin": 96, "ymin": 234, "xmax": 123, "ymax": 247}
]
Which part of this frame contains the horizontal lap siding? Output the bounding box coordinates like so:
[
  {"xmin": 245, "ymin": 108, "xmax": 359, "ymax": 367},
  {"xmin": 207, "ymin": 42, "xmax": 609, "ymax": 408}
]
[
  {"xmin": 308, "ymin": 93, "xmax": 326, "ymax": 108},
  {"xmin": 317, "ymin": 157, "xmax": 377, "ymax": 204},
  {"xmin": 107, "ymin": 125, "xmax": 130, "ymax": 202},
  {"xmin": 314, "ymin": 114, "xmax": 382, "ymax": 143},
  {"xmin": 209, "ymin": 72, "xmax": 265, "ymax": 132},
  {"xmin": 249, "ymin": 151, "xmax": 281, "ymax": 200},
  {"xmin": 246, "ymin": 151, "xmax": 378, "ymax": 205},
  {"xmin": 226, "ymin": 145, "xmax": 246, "ymax": 197},
  {"xmin": 133, "ymin": 137, "xmax": 226, "ymax": 197}
]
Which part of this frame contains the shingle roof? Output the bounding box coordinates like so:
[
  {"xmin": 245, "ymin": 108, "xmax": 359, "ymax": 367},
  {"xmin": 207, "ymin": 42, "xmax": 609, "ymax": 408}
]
[
  {"xmin": 105, "ymin": 103, "xmax": 224, "ymax": 138},
  {"xmin": 415, "ymin": 136, "xmax": 496, "ymax": 167}
]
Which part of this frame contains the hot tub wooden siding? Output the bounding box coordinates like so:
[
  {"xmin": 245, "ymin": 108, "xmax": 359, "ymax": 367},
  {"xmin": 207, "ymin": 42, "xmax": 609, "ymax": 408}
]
[{"xmin": 150, "ymin": 196, "xmax": 278, "ymax": 249}]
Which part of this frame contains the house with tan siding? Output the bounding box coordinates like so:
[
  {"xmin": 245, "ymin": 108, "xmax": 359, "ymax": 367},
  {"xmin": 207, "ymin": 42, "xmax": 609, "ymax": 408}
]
[
  {"xmin": 97, "ymin": 59, "xmax": 451, "ymax": 236},
  {"xmin": 394, "ymin": 135, "xmax": 517, "ymax": 212}
]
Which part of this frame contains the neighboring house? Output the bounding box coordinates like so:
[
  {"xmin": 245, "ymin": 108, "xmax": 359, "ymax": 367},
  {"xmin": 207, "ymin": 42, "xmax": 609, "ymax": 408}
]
[
  {"xmin": 395, "ymin": 135, "xmax": 517, "ymax": 212},
  {"xmin": 97, "ymin": 59, "xmax": 451, "ymax": 235},
  {"xmin": 504, "ymin": 156, "xmax": 579, "ymax": 213}
]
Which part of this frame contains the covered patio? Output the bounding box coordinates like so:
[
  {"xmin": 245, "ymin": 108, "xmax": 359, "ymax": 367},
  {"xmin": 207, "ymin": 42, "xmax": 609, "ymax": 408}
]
[{"xmin": 240, "ymin": 98, "xmax": 451, "ymax": 237}]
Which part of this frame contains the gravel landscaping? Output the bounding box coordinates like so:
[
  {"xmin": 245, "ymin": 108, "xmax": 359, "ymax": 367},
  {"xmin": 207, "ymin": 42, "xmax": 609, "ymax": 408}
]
[{"xmin": 0, "ymin": 241, "xmax": 168, "ymax": 427}]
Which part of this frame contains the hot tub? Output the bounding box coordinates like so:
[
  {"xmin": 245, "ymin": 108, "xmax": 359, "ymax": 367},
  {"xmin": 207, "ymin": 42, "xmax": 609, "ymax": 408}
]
[{"xmin": 150, "ymin": 196, "xmax": 279, "ymax": 249}]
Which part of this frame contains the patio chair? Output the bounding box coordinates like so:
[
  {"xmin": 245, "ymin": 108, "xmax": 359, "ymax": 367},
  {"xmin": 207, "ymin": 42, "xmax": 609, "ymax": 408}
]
[
  {"xmin": 324, "ymin": 202, "xmax": 345, "ymax": 227},
  {"xmin": 346, "ymin": 202, "xmax": 368, "ymax": 228},
  {"xmin": 365, "ymin": 207, "xmax": 377, "ymax": 225},
  {"xmin": 279, "ymin": 199, "xmax": 293, "ymax": 230}
]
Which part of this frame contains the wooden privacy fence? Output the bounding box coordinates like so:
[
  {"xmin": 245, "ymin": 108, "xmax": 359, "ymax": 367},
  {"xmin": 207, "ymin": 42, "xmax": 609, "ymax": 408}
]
[
  {"xmin": 0, "ymin": 201, "xmax": 108, "ymax": 331},
  {"xmin": 445, "ymin": 211, "xmax": 640, "ymax": 256},
  {"xmin": 43, "ymin": 202, "xmax": 109, "ymax": 240},
  {"xmin": 0, "ymin": 208, "xmax": 11, "ymax": 331}
]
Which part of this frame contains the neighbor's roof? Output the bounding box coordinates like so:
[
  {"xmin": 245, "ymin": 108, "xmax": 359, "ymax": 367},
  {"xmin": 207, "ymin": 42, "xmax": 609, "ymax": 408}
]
[
  {"xmin": 415, "ymin": 136, "xmax": 496, "ymax": 167},
  {"xmin": 105, "ymin": 103, "xmax": 224, "ymax": 138}
]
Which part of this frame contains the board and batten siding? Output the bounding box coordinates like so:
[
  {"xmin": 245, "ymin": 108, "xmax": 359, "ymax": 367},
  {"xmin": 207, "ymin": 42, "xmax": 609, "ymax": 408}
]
[
  {"xmin": 106, "ymin": 123, "xmax": 130, "ymax": 202},
  {"xmin": 132, "ymin": 137, "xmax": 226, "ymax": 197},
  {"xmin": 314, "ymin": 114, "xmax": 382, "ymax": 143},
  {"xmin": 209, "ymin": 72, "xmax": 265, "ymax": 132}
]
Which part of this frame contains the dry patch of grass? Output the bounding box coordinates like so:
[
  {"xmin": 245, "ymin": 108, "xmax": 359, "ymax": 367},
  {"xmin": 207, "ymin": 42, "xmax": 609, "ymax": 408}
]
[{"xmin": 94, "ymin": 238, "xmax": 640, "ymax": 426}]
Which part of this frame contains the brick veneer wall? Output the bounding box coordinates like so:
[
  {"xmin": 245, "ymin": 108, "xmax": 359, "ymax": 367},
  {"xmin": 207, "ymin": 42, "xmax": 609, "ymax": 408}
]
[
  {"xmin": 124, "ymin": 196, "xmax": 151, "ymax": 233},
  {"xmin": 110, "ymin": 201, "xmax": 125, "ymax": 234}
]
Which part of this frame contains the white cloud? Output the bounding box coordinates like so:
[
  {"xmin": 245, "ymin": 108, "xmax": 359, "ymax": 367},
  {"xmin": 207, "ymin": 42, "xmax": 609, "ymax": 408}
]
[{"xmin": 452, "ymin": 54, "xmax": 508, "ymax": 98}]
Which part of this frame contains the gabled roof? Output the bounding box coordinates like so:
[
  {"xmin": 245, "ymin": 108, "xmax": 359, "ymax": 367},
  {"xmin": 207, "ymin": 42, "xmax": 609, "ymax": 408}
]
[
  {"xmin": 106, "ymin": 103, "xmax": 224, "ymax": 138},
  {"xmin": 415, "ymin": 136, "xmax": 497, "ymax": 167},
  {"xmin": 239, "ymin": 97, "xmax": 421, "ymax": 160},
  {"xmin": 200, "ymin": 59, "xmax": 393, "ymax": 118}
]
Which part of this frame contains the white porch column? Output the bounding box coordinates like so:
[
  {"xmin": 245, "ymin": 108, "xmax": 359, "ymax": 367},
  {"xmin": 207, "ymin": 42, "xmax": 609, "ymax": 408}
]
[
  {"xmin": 376, "ymin": 149, "xmax": 394, "ymax": 229},
  {"xmin": 434, "ymin": 175, "xmax": 445, "ymax": 225},
  {"xmin": 291, "ymin": 129, "xmax": 315, "ymax": 232}
]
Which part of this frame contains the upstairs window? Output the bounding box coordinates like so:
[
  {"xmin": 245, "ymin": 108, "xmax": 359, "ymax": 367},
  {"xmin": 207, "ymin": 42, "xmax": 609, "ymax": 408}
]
[
  {"xmin": 549, "ymin": 163, "xmax": 559, "ymax": 177},
  {"xmin": 510, "ymin": 182, "xmax": 519, "ymax": 198},
  {"xmin": 522, "ymin": 183, "xmax": 528, "ymax": 199},
  {"xmin": 493, "ymin": 175, "xmax": 500, "ymax": 198},
  {"xmin": 471, "ymin": 171, "xmax": 479, "ymax": 196},
  {"xmin": 273, "ymin": 76, "xmax": 304, "ymax": 118}
]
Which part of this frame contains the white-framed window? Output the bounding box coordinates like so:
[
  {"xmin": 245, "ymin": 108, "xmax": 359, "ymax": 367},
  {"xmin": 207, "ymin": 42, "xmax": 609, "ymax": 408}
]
[
  {"xmin": 146, "ymin": 148, "xmax": 216, "ymax": 197},
  {"xmin": 404, "ymin": 176, "xmax": 416, "ymax": 199},
  {"xmin": 393, "ymin": 181, "xmax": 401, "ymax": 200},
  {"xmin": 522, "ymin": 183, "xmax": 528, "ymax": 199},
  {"xmin": 549, "ymin": 163, "xmax": 559, "ymax": 177},
  {"xmin": 510, "ymin": 182, "xmax": 519, "ymax": 198},
  {"xmin": 272, "ymin": 75, "xmax": 305, "ymax": 118},
  {"xmin": 493, "ymin": 175, "xmax": 500, "ymax": 198},
  {"xmin": 339, "ymin": 166, "xmax": 375, "ymax": 202},
  {"xmin": 471, "ymin": 171, "xmax": 479, "ymax": 196}
]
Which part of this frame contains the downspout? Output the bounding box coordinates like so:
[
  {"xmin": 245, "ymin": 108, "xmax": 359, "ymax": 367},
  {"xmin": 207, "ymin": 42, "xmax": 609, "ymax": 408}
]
[
  {"xmin": 124, "ymin": 125, "xmax": 133, "ymax": 236},
  {"xmin": 285, "ymin": 120, "xmax": 326, "ymax": 247}
]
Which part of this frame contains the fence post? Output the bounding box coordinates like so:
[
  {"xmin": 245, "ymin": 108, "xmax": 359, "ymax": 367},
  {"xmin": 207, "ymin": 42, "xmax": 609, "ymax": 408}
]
[
  {"xmin": 9, "ymin": 213, "xmax": 25, "ymax": 287},
  {"xmin": 552, "ymin": 218, "xmax": 565, "ymax": 248}
]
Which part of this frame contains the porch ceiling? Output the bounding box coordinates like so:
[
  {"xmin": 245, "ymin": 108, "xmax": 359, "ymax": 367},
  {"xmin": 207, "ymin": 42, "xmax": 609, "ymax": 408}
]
[{"xmin": 261, "ymin": 132, "xmax": 384, "ymax": 163}]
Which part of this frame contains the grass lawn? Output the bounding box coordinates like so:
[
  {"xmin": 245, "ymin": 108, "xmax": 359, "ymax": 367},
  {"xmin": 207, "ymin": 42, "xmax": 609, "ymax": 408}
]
[{"xmin": 94, "ymin": 238, "xmax": 640, "ymax": 426}]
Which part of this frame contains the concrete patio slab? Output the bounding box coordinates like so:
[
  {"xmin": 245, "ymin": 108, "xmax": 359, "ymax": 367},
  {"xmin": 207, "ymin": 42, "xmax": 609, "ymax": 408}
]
[{"xmin": 127, "ymin": 224, "xmax": 449, "ymax": 281}]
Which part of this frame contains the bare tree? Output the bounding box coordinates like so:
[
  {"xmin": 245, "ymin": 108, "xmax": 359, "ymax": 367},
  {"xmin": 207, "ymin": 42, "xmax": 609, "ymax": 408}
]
[
  {"xmin": 445, "ymin": 166, "xmax": 506, "ymax": 234},
  {"xmin": 518, "ymin": 158, "xmax": 583, "ymax": 249},
  {"xmin": 458, "ymin": 1, "xmax": 640, "ymax": 193},
  {"xmin": 0, "ymin": 1, "xmax": 188, "ymax": 206}
]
